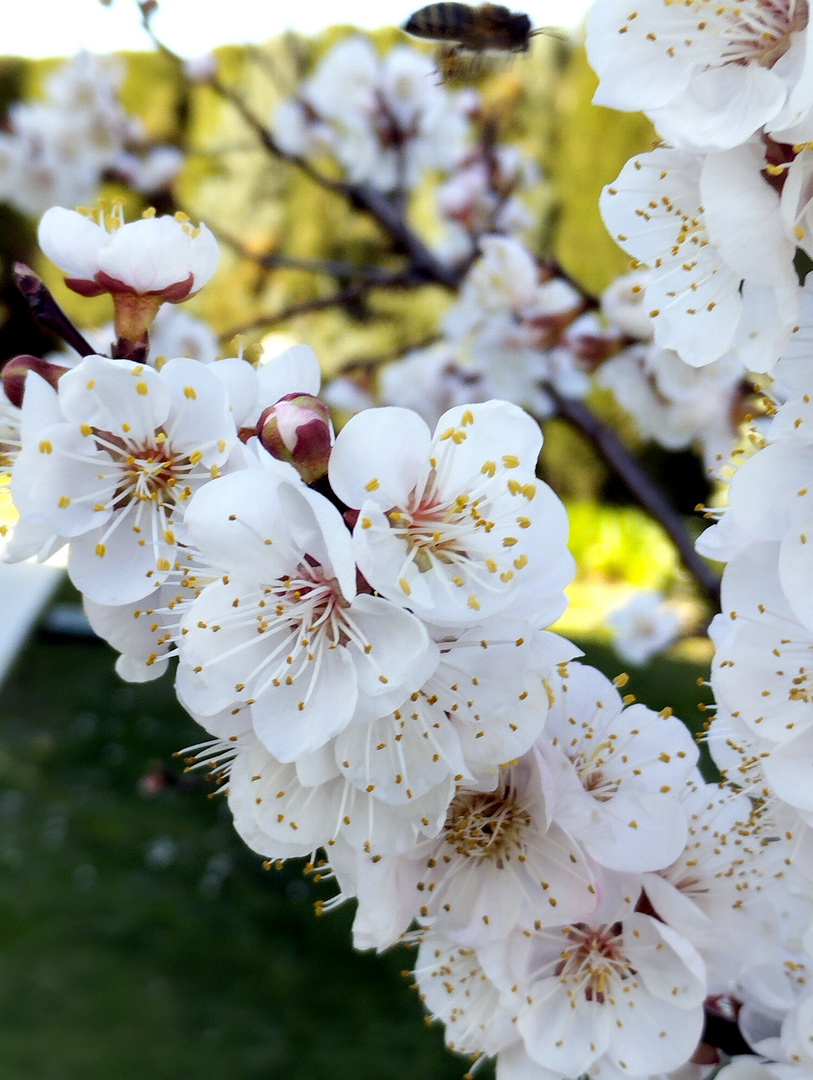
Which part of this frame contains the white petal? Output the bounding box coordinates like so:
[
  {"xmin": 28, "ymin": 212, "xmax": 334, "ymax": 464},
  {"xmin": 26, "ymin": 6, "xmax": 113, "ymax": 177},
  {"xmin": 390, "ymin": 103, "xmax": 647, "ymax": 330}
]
[
  {"xmin": 38, "ymin": 206, "xmax": 104, "ymax": 280},
  {"xmin": 328, "ymin": 406, "xmax": 431, "ymax": 510}
]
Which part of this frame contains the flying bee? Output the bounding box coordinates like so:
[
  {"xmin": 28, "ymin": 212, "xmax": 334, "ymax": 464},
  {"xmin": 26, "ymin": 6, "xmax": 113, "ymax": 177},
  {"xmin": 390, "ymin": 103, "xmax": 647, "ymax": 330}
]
[
  {"xmin": 404, "ymin": 3, "xmax": 533, "ymax": 53},
  {"xmin": 403, "ymin": 3, "xmax": 562, "ymax": 83}
]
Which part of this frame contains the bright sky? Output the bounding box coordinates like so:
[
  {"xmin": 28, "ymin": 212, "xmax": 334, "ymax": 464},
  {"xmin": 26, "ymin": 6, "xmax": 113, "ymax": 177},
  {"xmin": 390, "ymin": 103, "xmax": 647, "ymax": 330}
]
[{"xmin": 5, "ymin": 0, "xmax": 590, "ymax": 59}]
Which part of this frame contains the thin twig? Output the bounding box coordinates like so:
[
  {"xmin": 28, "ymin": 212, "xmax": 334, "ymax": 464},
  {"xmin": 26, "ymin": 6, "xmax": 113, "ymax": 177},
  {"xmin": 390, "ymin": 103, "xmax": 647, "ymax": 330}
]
[
  {"xmin": 219, "ymin": 274, "xmax": 414, "ymax": 341},
  {"xmin": 335, "ymin": 333, "xmax": 442, "ymax": 373},
  {"xmin": 346, "ymin": 182, "xmax": 463, "ymax": 288},
  {"xmin": 215, "ymin": 228, "xmax": 400, "ymax": 282}
]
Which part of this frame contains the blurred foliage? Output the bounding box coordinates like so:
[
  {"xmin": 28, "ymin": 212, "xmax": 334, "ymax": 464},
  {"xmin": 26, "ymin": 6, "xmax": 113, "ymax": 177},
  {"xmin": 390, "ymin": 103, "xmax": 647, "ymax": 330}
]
[
  {"xmin": 549, "ymin": 43, "xmax": 655, "ymax": 296},
  {"xmin": 553, "ymin": 499, "xmax": 713, "ymax": 660},
  {"xmin": 565, "ymin": 500, "xmax": 679, "ymax": 588}
]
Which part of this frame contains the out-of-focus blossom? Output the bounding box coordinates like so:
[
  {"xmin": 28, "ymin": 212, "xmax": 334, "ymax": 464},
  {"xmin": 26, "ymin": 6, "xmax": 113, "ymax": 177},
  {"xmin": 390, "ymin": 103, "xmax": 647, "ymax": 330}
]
[
  {"xmin": 270, "ymin": 37, "xmax": 470, "ymax": 193},
  {"xmin": 0, "ymin": 52, "xmax": 179, "ymax": 218},
  {"xmin": 600, "ymin": 270, "xmax": 655, "ymax": 343},
  {"xmin": 605, "ymin": 589, "xmax": 682, "ymax": 665},
  {"xmin": 435, "ymin": 143, "xmax": 538, "ymax": 261},
  {"xmin": 113, "ymin": 145, "xmax": 185, "ymax": 196}
]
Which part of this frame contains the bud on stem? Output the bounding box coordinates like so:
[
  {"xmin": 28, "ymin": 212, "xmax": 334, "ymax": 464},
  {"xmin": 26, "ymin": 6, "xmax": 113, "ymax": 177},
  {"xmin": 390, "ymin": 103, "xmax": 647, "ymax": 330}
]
[
  {"xmin": 257, "ymin": 393, "xmax": 334, "ymax": 484},
  {"xmin": 2, "ymin": 355, "xmax": 69, "ymax": 407}
]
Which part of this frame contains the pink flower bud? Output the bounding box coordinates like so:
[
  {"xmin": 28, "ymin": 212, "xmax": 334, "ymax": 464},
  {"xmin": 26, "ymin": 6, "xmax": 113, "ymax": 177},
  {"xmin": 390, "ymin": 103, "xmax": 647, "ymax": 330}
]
[
  {"xmin": 257, "ymin": 393, "xmax": 334, "ymax": 484},
  {"xmin": 2, "ymin": 354, "xmax": 68, "ymax": 407}
]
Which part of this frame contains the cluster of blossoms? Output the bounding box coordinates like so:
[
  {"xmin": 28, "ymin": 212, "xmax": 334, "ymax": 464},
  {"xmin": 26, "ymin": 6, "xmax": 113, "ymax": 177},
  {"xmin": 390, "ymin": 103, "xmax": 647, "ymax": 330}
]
[
  {"xmin": 271, "ymin": 36, "xmax": 470, "ymax": 193},
  {"xmin": 588, "ymin": 0, "xmax": 813, "ymax": 378},
  {"xmin": 273, "ymin": 34, "xmax": 542, "ymax": 257},
  {"xmin": 0, "ymin": 52, "xmax": 182, "ymax": 220},
  {"xmin": 596, "ymin": 271, "xmax": 749, "ymax": 475},
  {"xmin": 9, "ymin": 2, "xmax": 813, "ymax": 1074},
  {"xmin": 328, "ymin": 235, "xmax": 595, "ymax": 427},
  {"xmin": 331, "ymin": 239, "xmax": 751, "ymax": 479},
  {"xmin": 587, "ymin": 1, "xmax": 813, "ymax": 1078},
  {"xmin": 1, "ymin": 198, "xmax": 807, "ymax": 1080},
  {"xmin": 434, "ymin": 131, "xmax": 539, "ymax": 263}
]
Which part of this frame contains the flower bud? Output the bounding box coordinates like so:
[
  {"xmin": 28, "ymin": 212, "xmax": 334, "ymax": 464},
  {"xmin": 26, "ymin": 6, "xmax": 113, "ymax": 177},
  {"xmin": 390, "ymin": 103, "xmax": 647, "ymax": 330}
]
[
  {"xmin": 2, "ymin": 354, "xmax": 68, "ymax": 407},
  {"xmin": 257, "ymin": 393, "xmax": 333, "ymax": 484}
]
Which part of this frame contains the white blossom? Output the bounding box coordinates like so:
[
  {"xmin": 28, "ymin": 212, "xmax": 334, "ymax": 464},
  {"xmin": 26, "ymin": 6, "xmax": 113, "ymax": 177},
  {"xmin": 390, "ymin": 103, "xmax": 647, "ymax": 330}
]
[
  {"xmin": 513, "ymin": 892, "xmax": 707, "ymax": 1079},
  {"xmin": 414, "ymin": 930, "xmax": 523, "ymax": 1059},
  {"xmin": 38, "ymin": 203, "xmax": 219, "ymax": 302},
  {"xmin": 358, "ymin": 749, "xmax": 598, "ymax": 949},
  {"xmin": 587, "ymin": 0, "xmax": 813, "ymax": 151},
  {"xmin": 175, "ymin": 462, "xmax": 438, "ymax": 762},
  {"xmin": 606, "ymin": 590, "xmax": 682, "ymax": 665},
  {"xmin": 10, "ymin": 354, "xmax": 237, "ymax": 605},
  {"xmin": 328, "ymin": 401, "xmax": 574, "ymax": 627},
  {"xmin": 537, "ymin": 663, "xmax": 698, "ymax": 873},
  {"xmin": 600, "ymin": 143, "xmax": 801, "ymax": 370}
]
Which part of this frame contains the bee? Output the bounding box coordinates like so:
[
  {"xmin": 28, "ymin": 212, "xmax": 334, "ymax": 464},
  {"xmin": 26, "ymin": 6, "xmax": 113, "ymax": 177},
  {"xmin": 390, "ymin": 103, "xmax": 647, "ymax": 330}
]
[
  {"xmin": 403, "ymin": 3, "xmax": 560, "ymax": 83},
  {"xmin": 403, "ymin": 3, "xmax": 534, "ymax": 54}
]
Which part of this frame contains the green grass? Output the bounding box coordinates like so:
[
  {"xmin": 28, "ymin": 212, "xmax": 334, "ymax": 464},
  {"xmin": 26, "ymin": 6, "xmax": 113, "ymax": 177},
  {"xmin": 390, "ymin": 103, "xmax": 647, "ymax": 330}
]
[
  {"xmin": 0, "ymin": 582, "xmax": 711, "ymax": 1079},
  {"xmin": 0, "ymin": 583, "xmax": 471, "ymax": 1080}
]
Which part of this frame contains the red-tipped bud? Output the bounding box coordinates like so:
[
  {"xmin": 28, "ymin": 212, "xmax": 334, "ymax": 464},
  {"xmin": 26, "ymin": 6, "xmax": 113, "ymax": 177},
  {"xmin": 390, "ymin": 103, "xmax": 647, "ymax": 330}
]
[
  {"xmin": 257, "ymin": 393, "xmax": 333, "ymax": 484},
  {"xmin": 2, "ymin": 355, "xmax": 69, "ymax": 407}
]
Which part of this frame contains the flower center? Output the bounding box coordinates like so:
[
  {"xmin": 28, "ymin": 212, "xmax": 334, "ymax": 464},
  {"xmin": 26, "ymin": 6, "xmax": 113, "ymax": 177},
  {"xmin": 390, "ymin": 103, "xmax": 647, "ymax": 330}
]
[
  {"xmin": 555, "ymin": 922, "xmax": 631, "ymax": 1004},
  {"xmin": 443, "ymin": 783, "xmax": 530, "ymax": 862},
  {"xmin": 714, "ymin": 0, "xmax": 808, "ymax": 68},
  {"xmin": 569, "ymin": 739, "xmax": 619, "ymax": 803},
  {"xmin": 390, "ymin": 470, "xmax": 484, "ymax": 573},
  {"xmin": 276, "ymin": 567, "xmax": 343, "ymax": 640},
  {"xmin": 90, "ymin": 428, "xmax": 202, "ymax": 515},
  {"xmin": 669, "ymin": 871, "xmax": 708, "ymax": 898},
  {"xmin": 110, "ymin": 437, "xmax": 186, "ymax": 510}
]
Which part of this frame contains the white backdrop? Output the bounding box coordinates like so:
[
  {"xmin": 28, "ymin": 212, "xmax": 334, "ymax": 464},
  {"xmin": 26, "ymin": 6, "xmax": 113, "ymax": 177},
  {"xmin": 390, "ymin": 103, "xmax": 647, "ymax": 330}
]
[{"xmin": 5, "ymin": 0, "xmax": 590, "ymax": 58}]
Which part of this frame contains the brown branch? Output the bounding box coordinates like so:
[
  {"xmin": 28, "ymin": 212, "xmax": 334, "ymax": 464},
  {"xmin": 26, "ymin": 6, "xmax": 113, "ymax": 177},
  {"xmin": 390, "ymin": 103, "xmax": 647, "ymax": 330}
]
[
  {"xmin": 218, "ymin": 272, "xmax": 417, "ymax": 341},
  {"xmin": 214, "ymin": 228, "xmax": 401, "ymax": 282},
  {"xmin": 207, "ymin": 76, "xmax": 462, "ymax": 288},
  {"xmin": 549, "ymin": 389, "xmax": 721, "ymax": 610},
  {"xmin": 13, "ymin": 264, "xmax": 97, "ymax": 359},
  {"xmin": 139, "ymin": 9, "xmax": 464, "ymax": 293},
  {"xmin": 344, "ymin": 182, "xmax": 463, "ymax": 289}
]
